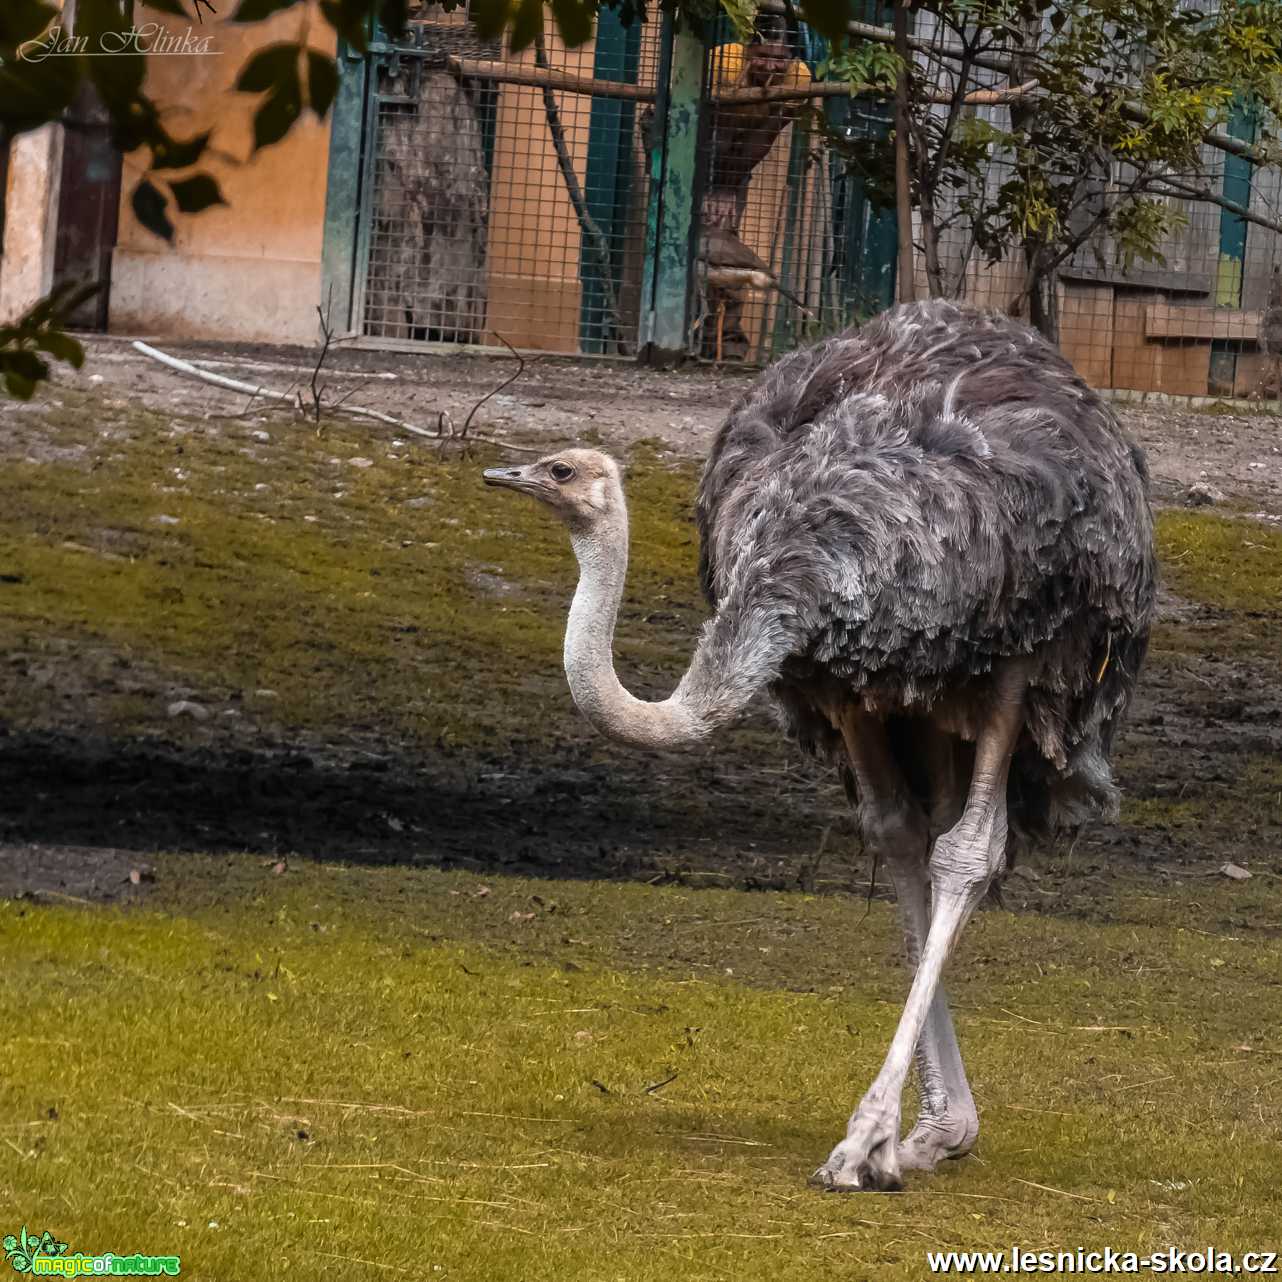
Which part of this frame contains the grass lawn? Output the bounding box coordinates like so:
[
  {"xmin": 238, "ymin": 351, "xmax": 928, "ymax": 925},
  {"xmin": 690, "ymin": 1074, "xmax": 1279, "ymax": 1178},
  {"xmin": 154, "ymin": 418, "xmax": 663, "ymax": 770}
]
[
  {"xmin": 2, "ymin": 389, "xmax": 1281, "ymax": 1279},
  {"xmin": 4, "ymin": 856, "xmax": 1282, "ymax": 1280}
]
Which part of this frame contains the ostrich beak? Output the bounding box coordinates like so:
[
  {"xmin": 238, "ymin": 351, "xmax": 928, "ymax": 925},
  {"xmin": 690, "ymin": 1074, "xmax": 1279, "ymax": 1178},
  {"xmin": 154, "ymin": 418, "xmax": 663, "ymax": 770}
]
[{"xmin": 483, "ymin": 465, "xmax": 535, "ymax": 494}]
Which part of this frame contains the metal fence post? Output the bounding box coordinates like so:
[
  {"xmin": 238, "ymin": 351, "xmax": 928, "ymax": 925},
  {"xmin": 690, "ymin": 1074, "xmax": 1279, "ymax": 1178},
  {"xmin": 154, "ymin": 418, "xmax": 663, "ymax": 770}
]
[
  {"xmin": 320, "ymin": 40, "xmax": 370, "ymax": 339},
  {"xmin": 1210, "ymin": 97, "xmax": 1256, "ymax": 396},
  {"xmin": 638, "ymin": 15, "xmax": 704, "ymax": 366}
]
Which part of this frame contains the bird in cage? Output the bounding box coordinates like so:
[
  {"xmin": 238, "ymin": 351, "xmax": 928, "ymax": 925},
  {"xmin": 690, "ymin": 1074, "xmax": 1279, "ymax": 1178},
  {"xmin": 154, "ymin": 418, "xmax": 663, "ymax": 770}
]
[{"xmin": 697, "ymin": 227, "xmax": 813, "ymax": 363}]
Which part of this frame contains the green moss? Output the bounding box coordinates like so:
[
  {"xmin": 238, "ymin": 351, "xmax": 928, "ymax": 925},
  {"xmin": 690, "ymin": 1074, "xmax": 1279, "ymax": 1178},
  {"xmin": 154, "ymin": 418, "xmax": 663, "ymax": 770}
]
[
  {"xmin": 0, "ymin": 392, "xmax": 707, "ymax": 749},
  {"xmin": 1121, "ymin": 756, "xmax": 1282, "ymax": 843},
  {"xmin": 4, "ymin": 858, "xmax": 1282, "ymax": 1279},
  {"xmin": 1156, "ymin": 510, "xmax": 1282, "ymax": 613}
]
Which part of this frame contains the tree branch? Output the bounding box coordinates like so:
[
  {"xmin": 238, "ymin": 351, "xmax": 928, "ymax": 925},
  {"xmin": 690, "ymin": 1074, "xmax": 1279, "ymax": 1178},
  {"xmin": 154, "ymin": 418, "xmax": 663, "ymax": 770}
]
[{"xmin": 1151, "ymin": 177, "xmax": 1282, "ymax": 236}]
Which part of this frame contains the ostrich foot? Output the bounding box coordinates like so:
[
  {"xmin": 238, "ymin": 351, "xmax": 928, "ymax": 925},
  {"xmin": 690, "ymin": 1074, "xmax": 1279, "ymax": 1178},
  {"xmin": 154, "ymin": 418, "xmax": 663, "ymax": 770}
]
[
  {"xmin": 896, "ymin": 1109, "xmax": 978, "ymax": 1173},
  {"xmin": 810, "ymin": 1097, "xmax": 903, "ymax": 1192}
]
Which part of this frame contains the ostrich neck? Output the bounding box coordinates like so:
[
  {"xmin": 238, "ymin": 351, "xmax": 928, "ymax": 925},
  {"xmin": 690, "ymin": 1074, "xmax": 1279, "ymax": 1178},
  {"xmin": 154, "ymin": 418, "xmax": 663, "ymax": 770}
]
[{"xmin": 565, "ymin": 508, "xmax": 704, "ymax": 749}]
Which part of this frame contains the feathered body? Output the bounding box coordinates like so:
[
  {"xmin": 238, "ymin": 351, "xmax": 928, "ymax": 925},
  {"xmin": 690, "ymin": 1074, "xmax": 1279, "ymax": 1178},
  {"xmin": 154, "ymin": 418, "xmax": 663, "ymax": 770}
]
[{"xmin": 695, "ymin": 299, "xmax": 1157, "ymax": 839}]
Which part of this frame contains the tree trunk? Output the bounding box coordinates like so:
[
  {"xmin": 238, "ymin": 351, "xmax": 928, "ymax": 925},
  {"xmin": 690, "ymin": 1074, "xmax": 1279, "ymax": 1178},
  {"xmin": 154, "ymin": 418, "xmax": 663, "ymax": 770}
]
[{"xmin": 1023, "ymin": 242, "xmax": 1059, "ymax": 344}]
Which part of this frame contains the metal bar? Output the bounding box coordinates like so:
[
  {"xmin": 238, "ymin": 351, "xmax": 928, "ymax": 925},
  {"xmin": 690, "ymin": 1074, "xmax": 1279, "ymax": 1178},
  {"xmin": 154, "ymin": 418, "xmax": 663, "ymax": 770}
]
[
  {"xmin": 320, "ymin": 39, "xmax": 371, "ymax": 336},
  {"xmin": 639, "ymin": 15, "xmax": 704, "ymax": 364}
]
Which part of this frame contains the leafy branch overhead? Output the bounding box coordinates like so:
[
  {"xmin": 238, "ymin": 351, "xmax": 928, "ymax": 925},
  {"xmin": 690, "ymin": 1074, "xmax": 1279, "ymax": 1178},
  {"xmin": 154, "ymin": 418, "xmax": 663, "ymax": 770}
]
[{"xmin": 0, "ymin": 284, "xmax": 98, "ymax": 399}]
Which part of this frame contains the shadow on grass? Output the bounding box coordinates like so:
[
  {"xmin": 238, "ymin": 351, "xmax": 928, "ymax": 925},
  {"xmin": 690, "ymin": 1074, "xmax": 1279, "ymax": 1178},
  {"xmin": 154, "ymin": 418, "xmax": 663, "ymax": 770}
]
[{"xmin": 0, "ymin": 727, "xmax": 856, "ymax": 893}]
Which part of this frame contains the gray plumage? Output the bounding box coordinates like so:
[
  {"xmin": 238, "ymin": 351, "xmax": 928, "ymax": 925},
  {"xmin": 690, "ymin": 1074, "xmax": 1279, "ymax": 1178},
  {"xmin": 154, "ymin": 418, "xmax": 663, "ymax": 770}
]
[
  {"xmin": 483, "ymin": 297, "xmax": 1158, "ymax": 1188},
  {"xmin": 694, "ymin": 298, "xmax": 1157, "ymax": 841}
]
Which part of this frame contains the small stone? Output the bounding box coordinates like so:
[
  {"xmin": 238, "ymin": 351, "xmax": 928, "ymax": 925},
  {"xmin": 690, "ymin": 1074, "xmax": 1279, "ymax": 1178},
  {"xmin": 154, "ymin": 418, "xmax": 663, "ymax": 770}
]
[
  {"xmin": 251, "ymin": 430, "xmax": 271, "ymax": 443},
  {"xmin": 255, "ymin": 688, "xmax": 278, "ymax": 699},
  {"xmin": 349, "ymin": 457, "xmax": 374, "ymax": 469},
  {"xmin": 153, "ymin": 514, "xmax": 181, "ymax": 525},
  {"xmin": 1220, "ymin": 862, "xmax": 1252, "ymax": 881},
  {"xmin": 167, "ymin": 700, "xmax": 210, "ymax": 721},
  {"xmin": 1185, "ymin": 482, "xmax": 1225, "ymax": 507},
  {"xmin": 254, "ymin": 483, "xmax": 270, "ymax": 492}
]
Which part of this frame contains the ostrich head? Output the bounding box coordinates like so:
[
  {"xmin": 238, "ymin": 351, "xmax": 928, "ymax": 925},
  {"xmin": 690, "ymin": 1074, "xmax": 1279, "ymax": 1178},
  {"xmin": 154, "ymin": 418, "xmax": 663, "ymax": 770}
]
[{"xmin": 483, "ymin": 449, "xmax": 623, "ymax": 528}]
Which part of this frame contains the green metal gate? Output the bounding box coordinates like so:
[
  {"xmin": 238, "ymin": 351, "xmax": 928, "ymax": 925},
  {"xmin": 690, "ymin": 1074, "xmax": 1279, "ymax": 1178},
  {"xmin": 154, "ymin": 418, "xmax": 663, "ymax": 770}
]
[{"xmin": 320, "ymin": 6, "xmax": 898, "ymax": 364}]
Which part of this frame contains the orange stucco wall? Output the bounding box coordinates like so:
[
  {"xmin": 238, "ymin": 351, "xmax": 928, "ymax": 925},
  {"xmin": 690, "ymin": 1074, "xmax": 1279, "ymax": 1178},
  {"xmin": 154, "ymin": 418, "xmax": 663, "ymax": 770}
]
[{"xmin": 109, "ymin": 5, "xmax": 335, "ymax": 343}]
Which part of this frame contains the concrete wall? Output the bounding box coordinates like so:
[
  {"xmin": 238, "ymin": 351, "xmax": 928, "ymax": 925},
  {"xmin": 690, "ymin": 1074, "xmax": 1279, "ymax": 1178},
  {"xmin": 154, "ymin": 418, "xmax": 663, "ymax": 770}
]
[
  {"xmin": 109, "ymin": 6, "xmax": 335, "ymax": 343},
  {"xmin": 0, "ymin": 126, "xmax": 64, "ymax": 324}
]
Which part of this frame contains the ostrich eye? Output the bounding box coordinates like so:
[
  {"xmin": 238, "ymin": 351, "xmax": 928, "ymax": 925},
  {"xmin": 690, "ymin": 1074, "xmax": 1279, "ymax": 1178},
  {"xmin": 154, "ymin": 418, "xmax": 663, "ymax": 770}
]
[{"xmin": 549, "ymin": 462, "xmax": 576, "ymax": 482}]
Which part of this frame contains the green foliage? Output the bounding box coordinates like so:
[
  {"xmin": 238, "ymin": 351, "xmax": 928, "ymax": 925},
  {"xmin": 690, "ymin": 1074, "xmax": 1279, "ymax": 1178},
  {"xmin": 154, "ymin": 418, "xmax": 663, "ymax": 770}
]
[
  {"xmin": 818, "ymin": 40, "xmax": 901, "ymax": 93},
  {"xmin": 817, "ymin": 0, "xmax": 1282, "ymax": 325},
  {"xmin": 0, "ymin": 284, "xmax": 93, "ymax": 399}
]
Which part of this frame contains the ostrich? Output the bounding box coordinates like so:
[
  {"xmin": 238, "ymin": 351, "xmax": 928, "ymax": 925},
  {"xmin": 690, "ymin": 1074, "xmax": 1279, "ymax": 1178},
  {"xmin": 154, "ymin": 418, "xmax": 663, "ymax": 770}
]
[{"xmin": 484, "ymin": 298, "xmax": 1156, "ymax": 1191}]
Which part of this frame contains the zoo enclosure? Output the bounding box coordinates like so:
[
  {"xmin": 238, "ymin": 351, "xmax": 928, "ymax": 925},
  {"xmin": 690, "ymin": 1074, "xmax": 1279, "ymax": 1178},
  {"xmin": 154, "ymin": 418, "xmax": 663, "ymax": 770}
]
[{"xmin": 319, "ymin": 2, "xmax": 1282, "ymax": 398}]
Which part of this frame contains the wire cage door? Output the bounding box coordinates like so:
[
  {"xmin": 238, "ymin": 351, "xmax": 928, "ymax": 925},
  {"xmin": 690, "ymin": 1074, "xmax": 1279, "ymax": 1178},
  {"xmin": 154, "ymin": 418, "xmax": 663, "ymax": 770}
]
[
  {"xmin": 695, "ymin": 17, "xmax": 897, "ymax": 366},
  {"xmin": 353, "ymin": 4, "xmax": 662, "ymax": 356}
]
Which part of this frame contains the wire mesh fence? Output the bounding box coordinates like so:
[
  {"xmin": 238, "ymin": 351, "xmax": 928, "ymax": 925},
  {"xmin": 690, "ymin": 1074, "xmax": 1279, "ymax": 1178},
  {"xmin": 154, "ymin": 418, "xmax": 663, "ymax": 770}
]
[
  {"xmin": 347, "ymin": 2, "xmax": 1282, "ymax": 400},
  {"xmin": 698, "ymin": 15, "xmax": 895, "ymax": 364},
  {"xmin": 359, "ymin": 2, "xmax": 660, "ymax": 356},
  {"xmin": 892, "ymin": 3, "xmax": 1282, "ymax": 400}
]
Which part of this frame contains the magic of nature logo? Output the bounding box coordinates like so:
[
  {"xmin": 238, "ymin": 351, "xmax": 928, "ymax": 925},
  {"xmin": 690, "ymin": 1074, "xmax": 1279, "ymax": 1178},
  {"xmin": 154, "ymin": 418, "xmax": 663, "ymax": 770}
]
[{"xmin": 3, "ymin": 1226, "xmax": 181, "ymax": 1276}]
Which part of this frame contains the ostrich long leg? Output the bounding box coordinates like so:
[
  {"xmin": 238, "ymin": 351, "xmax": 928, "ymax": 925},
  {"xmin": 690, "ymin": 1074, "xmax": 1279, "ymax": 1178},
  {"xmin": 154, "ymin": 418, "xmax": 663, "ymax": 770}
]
[
  {"xmin": 815, "ymin": 659, "xmax": 1031, "ymax": 1192},
  {"xmin": 833, "ymin": 711, "xmax": 979, "ymax": 1175}
]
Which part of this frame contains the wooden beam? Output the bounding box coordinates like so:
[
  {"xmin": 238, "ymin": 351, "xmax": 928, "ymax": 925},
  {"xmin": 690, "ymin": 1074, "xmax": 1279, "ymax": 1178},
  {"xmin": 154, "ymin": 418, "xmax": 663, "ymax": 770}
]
[
  {"xmin": 1143, "ymin": 303, "xmax": 1260, "ymax": 342},
  {"xmin": 448, "ymin": 56, "xmax": 656, "ymax": 101},
  {"xmin": 448, "ymin": 54, "xmax": 1036, "ymax": 108},
  {"xmin": 712, "ymin": 78, "xmax": 1038, "ymax": 106}
]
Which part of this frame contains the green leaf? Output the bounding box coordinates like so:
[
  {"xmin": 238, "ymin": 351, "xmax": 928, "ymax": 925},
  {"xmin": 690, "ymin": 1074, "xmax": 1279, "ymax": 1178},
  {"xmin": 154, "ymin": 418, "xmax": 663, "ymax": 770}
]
[
  {"xmin": 306, "ymin": 49, "xmax": 338, "ymax": 117},
  {"xmin": 508, "ymin": 0, "xmax": 543, "ymax": 52},
  {"xmin": 169, "ymin": 172, "xmax": 226, "ymax": 213},
  {"xmin": 78, "ymin": 0, "xmax": 146, "ymax": 108},
  {"xmin": 150, "ymin": 127, "xmax": 212, "ymax": 170},
  {"xmin": 232, "ymin": 0, "xmax": 299, "ymax": 20},
  {"xmin": 0, "ymin": 0, "xmax": 58, "ymax": 50},
  {"xmin": 0, "ymin": 54, "xmax": 81, "ymax": 136},
  {"xmin": 34, "ymin": 329, "xmax": 86, "ymax": 369},
  {"xmin": 319, "ymin": 0, "xmax": 371, "ymax": 52},
  {"xmin": 1, "ymin": 350, "xmax": 50, "ymax": 400},
  {"xmin": 132, "ymin": 179, "xmax": 175, "ymax": 240},
  {"xmin": 377, "ymin": 0, "xmax": 408, "ymax": 39},
  {"xmin": 549, "ymin": 0, "xmax": 593, "ymax": 48},
  {"xmin": 469, "ymin": 0, "xmax": 509, "ymax": 40},
  {"xmin": 235, "ymin": 41, "xmax": 300, "ymax": 92},
  {"xmin": 798, "ymin": 0, "xmax": 850, "ymax": 43}
]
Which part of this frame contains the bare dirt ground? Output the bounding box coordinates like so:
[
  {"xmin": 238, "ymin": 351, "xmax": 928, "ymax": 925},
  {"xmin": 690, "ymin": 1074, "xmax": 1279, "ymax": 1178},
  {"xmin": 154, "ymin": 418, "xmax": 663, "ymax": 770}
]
[
  {"xmin": 2, "ymin": 334, "xmax": 1280, "ymax": 922},
  {"xmin": 71, "ymin": 335, "xmax": 1282, "ymax": 511}
]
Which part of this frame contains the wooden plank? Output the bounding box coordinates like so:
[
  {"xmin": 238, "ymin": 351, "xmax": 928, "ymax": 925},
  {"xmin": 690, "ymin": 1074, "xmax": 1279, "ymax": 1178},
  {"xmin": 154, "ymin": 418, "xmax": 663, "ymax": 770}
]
[
  {"xmin": 1143, "ymin": 302, "xmax": 1259, "ymax": 341},
  {"xmin": 1113, "ymin": 295, "xmax": 1210, "ymax": 395},
  {"xmin": 1059, "ymin": 283, "xmax": 1114, "ymax": 390}
]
